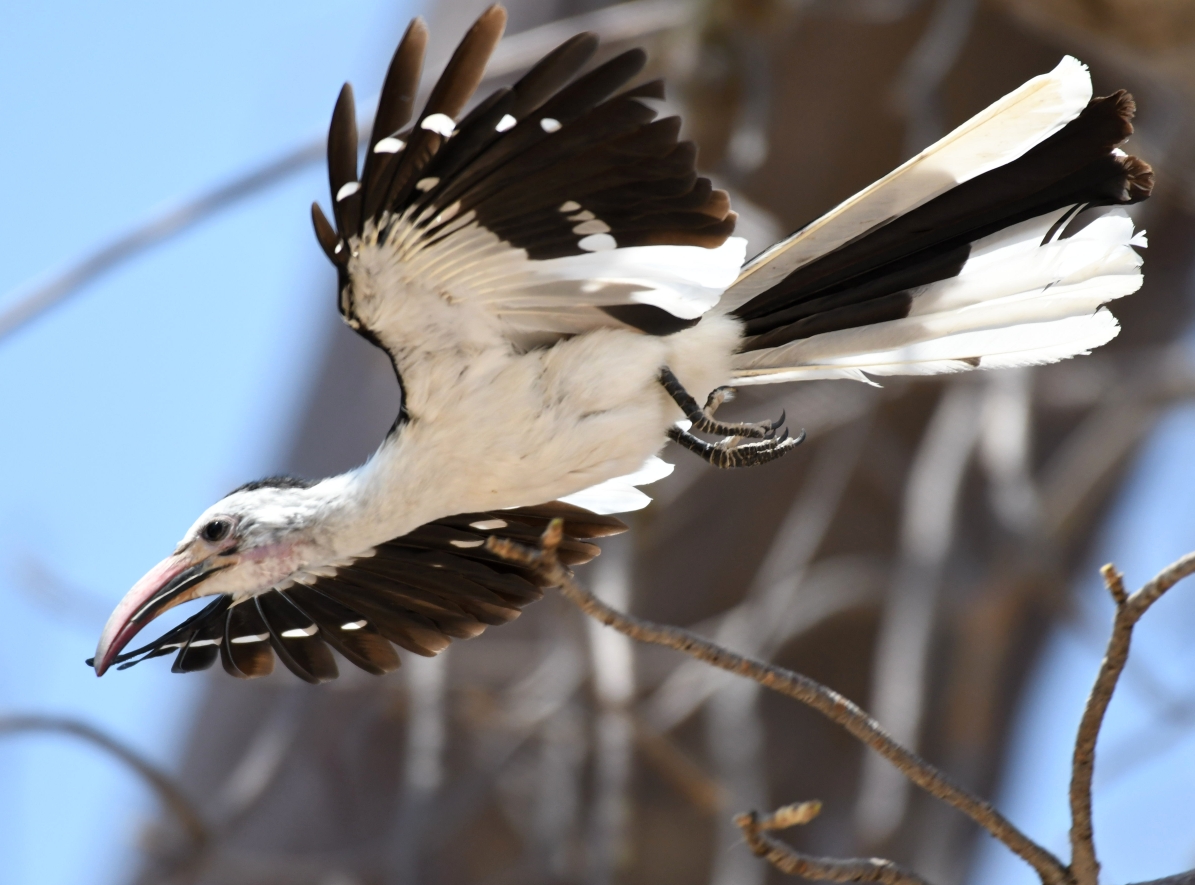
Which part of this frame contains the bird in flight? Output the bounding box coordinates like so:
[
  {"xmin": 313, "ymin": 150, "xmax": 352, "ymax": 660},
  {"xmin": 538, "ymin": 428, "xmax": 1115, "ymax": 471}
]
[{"xmin": 92, "ymin": 6, "xmax": 1152, "ymax": 683}]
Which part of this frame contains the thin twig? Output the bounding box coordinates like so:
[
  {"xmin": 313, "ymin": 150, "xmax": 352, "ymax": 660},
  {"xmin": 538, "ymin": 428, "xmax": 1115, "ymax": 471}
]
[
  {"xmin": 486, "ymin": 525, "xmax": 1072, "ymax": 885},
  {"xmin": 735, "ymin": 802, "xmax": 932, "ymax": 885},
  {"xmin": 1068, "ymin": 553, "xmax": 1195, "ymax": 885},
  {"xmin": 0, "ymin": 714, "xmax": 209, "ymax": 850}
]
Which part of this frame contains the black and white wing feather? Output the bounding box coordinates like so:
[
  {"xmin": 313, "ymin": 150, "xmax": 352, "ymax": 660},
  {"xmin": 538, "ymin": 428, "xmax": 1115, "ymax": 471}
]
[
  {"xmin": 312, "ymin": 5, "xmax": 744, "ymax": 377},
  {"xmin": 97, "ymin": 502, "xmax": 626, "ymax": 683}
]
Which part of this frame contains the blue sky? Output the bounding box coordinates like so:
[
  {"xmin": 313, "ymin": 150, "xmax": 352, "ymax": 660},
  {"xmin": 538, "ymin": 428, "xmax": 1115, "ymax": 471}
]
[
  {"xmin": 973, "ymin": 402, "xmax": 1195, "ymax": 884},
  {"xmin": 0, "ymin": 3, "xmax": 414, "ymax": 883}
]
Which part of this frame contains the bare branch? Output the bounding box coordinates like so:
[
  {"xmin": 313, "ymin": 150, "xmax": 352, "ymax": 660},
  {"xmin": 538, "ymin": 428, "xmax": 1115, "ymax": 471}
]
[
  {"xmin": 1068, "ymin": 553, "xmax": 1195, "ymax": 885},
  {"xmin": 486, "ymin": 525, "xmax": 1072, "ymax": 885},
  {"xmin": 735, "ymin": 802, "xmax": 933, "ymax": 885},
  {"xmin": 0, "ymin": 714, "xmax": 209, "ymax": 850}
]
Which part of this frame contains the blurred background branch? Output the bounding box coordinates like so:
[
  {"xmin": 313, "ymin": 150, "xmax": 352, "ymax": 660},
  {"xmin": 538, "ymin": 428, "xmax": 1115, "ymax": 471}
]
[{"xmin": 0, "ymin": 715, "xmax": 209, "ymax": 854}]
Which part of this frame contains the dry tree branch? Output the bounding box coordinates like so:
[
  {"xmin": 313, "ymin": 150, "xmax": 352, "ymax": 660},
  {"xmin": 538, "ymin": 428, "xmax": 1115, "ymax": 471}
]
[
  {"xmin": 0, "ymin": 714, "xmax": 209, "ymax": 850},
  {"xmin": 486, "ymin": 524, "xmax": 1072, "ymax": 885},
  {"xmin": 493, "ymin": 523, "xmax": 1195, "ymax": 885},
  {"xmin": 1068, "ymin": 553, "xmax": 1195, "ymax": 885},
  {"xmin": 735, "ymin": 801, "xmax": 932, "ymax": 885}
]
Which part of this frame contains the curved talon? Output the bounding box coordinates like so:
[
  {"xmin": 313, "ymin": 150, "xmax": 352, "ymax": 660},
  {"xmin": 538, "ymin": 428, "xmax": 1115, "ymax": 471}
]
[
  {"xmin": 694, "ymin": 406, "xmax": 783, "ymax": 440},
  {"xmin": 668, "ymin": 423, "xmax": 805, "ymax": 469},
  {"xmin": 661, "ymin": 366, "xmax": 805, "ymax": 467}
]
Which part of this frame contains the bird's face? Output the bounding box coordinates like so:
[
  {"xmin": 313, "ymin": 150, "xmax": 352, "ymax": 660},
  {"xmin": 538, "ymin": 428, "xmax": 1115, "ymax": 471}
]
[{"xmin": 93, "ymin": 485, "xmax": 325, "ymax": 676}]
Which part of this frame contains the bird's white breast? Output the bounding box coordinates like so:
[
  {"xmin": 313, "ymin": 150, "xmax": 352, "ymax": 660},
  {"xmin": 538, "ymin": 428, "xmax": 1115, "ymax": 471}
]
[{"xmin": 326, "ymin": 307, "xmax": 742, "ymax": 557}]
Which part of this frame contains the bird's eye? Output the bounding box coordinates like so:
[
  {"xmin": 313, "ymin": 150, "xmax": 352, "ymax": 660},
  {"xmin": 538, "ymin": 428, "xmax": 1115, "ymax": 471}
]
[{"xmin": 200, "ymin": 519, "xmax": 232, "ymax": 543}]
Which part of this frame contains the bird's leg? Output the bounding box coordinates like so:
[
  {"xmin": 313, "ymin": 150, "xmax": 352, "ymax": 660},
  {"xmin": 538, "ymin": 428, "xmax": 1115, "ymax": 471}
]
[
  {"xmin": 659, "ymin": 367, "xmax": 784, "ymax": 439},
  {"xmin": 666, "ymin": 425, "xmax": 806, "ymax": 469},
  {"xmin": 659, "ymin": 366, "xmax": 803, "ymax": 469}
]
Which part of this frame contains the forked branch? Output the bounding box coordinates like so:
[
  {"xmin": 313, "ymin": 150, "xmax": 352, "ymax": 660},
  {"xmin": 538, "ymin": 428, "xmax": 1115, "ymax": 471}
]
[
  {"xmin": 486, "ymin": 524, "xmax": 1071, "ymax": 885},
  {"xmin": 1069, "ymin": 553, "xmax": 1195, "ymax": 885},
  {"xmin": 490, "ymin": 524, "xmax": 1195, "ymax": 885}
]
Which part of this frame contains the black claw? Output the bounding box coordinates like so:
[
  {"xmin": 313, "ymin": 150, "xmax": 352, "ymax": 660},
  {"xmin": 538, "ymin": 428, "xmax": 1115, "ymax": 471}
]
[
  {"xmin": 661, "ymin": 365, "xmax": 805, "ymax": 468},
  {"xmin": 667, "ymin": 423, "xmax": 805, "ymax": 469}
]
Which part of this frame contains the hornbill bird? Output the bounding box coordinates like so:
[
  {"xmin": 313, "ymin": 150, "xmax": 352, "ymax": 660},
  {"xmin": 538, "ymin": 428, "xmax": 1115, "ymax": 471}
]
[{"xmin": 92, "ymin": 6, "xmax": 1153, "ymax": 683}]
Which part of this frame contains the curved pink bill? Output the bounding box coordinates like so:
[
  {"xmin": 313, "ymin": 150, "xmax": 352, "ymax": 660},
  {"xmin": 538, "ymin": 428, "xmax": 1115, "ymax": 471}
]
[{"xmin": 93, "ymin": 553, "xmax": 201, "ymax": 676}]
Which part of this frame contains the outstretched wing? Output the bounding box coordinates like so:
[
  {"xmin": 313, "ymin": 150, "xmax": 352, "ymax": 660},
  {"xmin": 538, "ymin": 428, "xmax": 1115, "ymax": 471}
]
[
  {"xmin": 311, "ymin": 6, "xmax": 744, "ymax": 374},
  {"xmin": 98, "ymin": 502, "xmax": 626, "ymax": 684},
  {"xmin": 721, "ymin": 57, "xmax": 1153, "ymax": 384}
]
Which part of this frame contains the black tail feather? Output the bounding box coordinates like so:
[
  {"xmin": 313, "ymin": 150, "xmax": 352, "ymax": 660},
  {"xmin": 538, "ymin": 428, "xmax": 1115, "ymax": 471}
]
[{"xmin": 734, "ymin": 91, "xmax": 1154, "ymax": 352}]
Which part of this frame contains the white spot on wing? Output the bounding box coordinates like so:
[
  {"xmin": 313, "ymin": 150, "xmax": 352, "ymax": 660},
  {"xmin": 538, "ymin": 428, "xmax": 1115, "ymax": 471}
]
[
  {"xmin": 374, "ymin": 136, "xmax": 406, "ymax": 153},
  {"xmin": 578, "ymin": 233, "xmax": 617, "ymax": 252},
  {"xmin": 421, "ymin": 113, "xmax": 456, "ymax": 136},
  {"xmin": 230, "ymin": 633, "xmax": 269, "ymax": 644},
  {"xmin": 568, "ymin": 210, "xmax": 596, "ymax": 221},
  {"xmin": 340, "ymin": 620, "xmax": 368, "ymax": 631},
  {"xmin": 189, "ymin": 638, "xmax": 219, "ymax": 647},
  {"xmin": 496, "ymin": 113, "xmax": 517, "ymax": 132},
  {"xmin": 561, "ymin": 456, "xmax": 675, "ymax": 514},
  {"xmin": 336, "ymin": 181, "xmax": 360, "ymax": 202},
  {"xmin": 470, "ymin": 518, "xmax": 507, "ymax": 530},
  {"xmin": 540, "ymin": 117, "xmax": 562, "ymax": 133},
  {"xmin": 416, "ymin": 177, "xmax": 440, "ymax": 191},
  {"xmin": 281, "ymin": 625, "xmax": 319, "ymax": 638},
  {"xmin": 558, "ymin": 200, "xmax": 581, "ymax": 212},
  {"xmin": 450, "ymin": 539, "xmax": 485, "ymax": 548},
  {"xmin": 573, "ymin": 219, "xmax": 611, "ymax": 235}
]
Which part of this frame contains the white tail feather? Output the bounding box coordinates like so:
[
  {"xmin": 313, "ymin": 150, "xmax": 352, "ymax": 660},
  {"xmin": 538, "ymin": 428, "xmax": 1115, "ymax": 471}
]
[
  {"xmin": 734, "ymin": 207, "xmax": 1144, "ymax": 384},
  {"xmin": 734, "ymin": 311, "xmax": 1120, "ymax": 384}
]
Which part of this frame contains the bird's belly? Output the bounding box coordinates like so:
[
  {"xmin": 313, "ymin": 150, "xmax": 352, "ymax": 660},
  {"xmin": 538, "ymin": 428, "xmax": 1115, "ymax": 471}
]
[{"xmin": 374, "ymin": 312, "xmax": 742, "ymax": 526}]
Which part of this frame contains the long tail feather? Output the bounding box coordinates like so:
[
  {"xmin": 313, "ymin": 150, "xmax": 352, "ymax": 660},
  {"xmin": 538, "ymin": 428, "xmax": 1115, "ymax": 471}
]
[
  {"xmin": 733, "ymin": 208, "xmax": 1145, "ymax": 383},
  {"xmin": 723, "ymin": 55, "xmax": 1152, "ymax": 385}
]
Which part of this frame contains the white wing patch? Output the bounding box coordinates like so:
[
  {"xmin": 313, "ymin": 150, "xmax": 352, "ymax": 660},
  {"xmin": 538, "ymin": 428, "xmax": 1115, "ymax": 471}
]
[
  {"xmin": 559, "ymin": 456, "xmax": 675, "ymax": 514},
  {"xmin": 352, "ymin": 210, "xmax": 746, "ymax": 347}
]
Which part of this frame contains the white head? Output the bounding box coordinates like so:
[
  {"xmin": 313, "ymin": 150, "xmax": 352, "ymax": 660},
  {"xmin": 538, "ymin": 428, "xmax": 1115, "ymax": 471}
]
[{"xmin": 93, "ymin": 476, "xmax": 348, "ymax": 675}]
